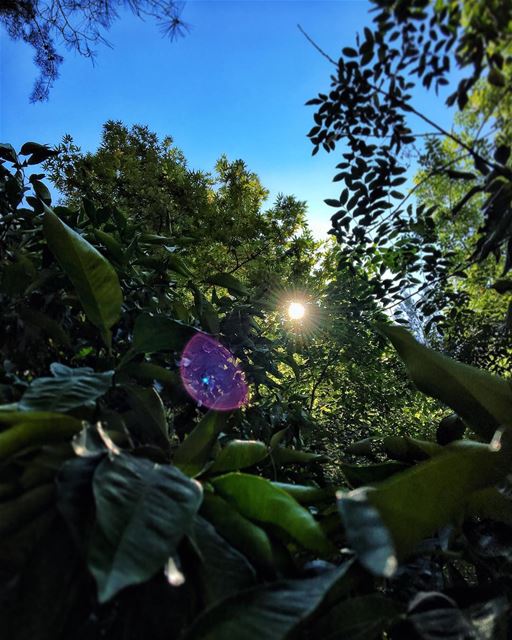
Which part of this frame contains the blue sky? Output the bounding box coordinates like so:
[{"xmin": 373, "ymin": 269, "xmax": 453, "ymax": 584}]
[{"xmin": 1, "ymin": 0, "xmax": 454, "ymax": 238}]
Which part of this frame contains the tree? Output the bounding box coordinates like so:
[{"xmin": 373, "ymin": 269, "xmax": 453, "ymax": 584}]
[
  {"xmin": 46, "ymin": 121, "xmax": 321, "ymax": 285},
  {"xmin": 0, "ymin": 0, "xmax": 189, "ymax": 101},
  {"xmin": 3, "ymin": 134, "xmax": 512, "ymax": 638},
  {"xmin": 305, "ymin": 0, "xmax": 512, "ymax": 349}
]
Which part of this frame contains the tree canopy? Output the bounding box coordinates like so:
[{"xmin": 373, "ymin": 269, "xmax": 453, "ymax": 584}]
[{"xmin": 2, "ymin": 0, "xmax": 512, "ymax": 637}]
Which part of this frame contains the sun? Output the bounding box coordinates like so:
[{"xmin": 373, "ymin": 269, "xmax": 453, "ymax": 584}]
[{"xmin": 287, "ymin": 301, "xmax": 306, "ymax": 321}]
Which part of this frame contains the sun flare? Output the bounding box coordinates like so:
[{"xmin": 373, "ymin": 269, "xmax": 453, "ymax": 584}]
[{"xmin": 287, "ymin": 301, "xmax": 306, "ymax": 320}]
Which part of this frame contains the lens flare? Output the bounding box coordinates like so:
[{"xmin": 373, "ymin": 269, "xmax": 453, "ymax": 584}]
[
  {"xmin": 287, "ymin": 301, "xmax": 306, "ymax": 320},
  {"xmin": 179, "ymin": 334, "xmax": 249, "ymax": 411}
]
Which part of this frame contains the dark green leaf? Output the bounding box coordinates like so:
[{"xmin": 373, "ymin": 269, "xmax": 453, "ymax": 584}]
[
  {"xmin": 201, "ymin": 493, "xmax": 274, "ymax": 570},
  {"xmin": 122, "ymin": 384, "xmax": 170, "ymax": 450},
  {"xmin": 188, "ymin": 515, "xmax": 256, "ymax": 604},
  {"xmin": 338, "ymin": 487, "xmax": 397, "ymax": 577},
  {"xmin": 132, "ymin": 313, "xmax": 196, "ymax": 354},
  {"xmin": 206, "ymin": 273, "xmax": 249, "ymax": 296},
  {"xmin": 43, "ymin": 207, "xmax": 122, "ymax": 344},
  {"xmin": 175, "ymin": 411, "xmax": 229, "ymax": 476},
  {"xmin": 19, "ymin": 368, "xmax": 113, "ymax": 412},
  {"xmin": 183, "ymin": 561, "xmax": 354, "ymax": 640},
  {"xmin": 88, "ymin": 453, "xmax": 202, "ymax": 602},
  {"xmin": 379, "ymin": 325, "xmax": 512, "ymax": 440}
]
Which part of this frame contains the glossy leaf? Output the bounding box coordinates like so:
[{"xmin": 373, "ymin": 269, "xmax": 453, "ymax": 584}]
[
  {"xmin": 43, "ymin": 207, "xmax": 122, "ymax": 343},
  {"xmin": 188, "ymin": 515, "xmax": 256, "ymax": 604},
  {"xmin": 271, "ymin": 447, "xmax": 327, "ymax": 465},
  {"xmin": 88, "ymin": 453, "xmax": 202, "ymax": 602},
  {"xmin": 174, "ymin": 411, "xmax": 229, "ymax": 476},
  {"xmin": 338, "ymin": 487, "xmax": 397, "ymax": 578},
  {"xmin": 200, "ymin": 493, "xmax": 274, "ymax": 570},
  {"xmin": 132, "ymin": 313, "xmax": 196, "ymax": 354},
  {"xmin": 347, "ymin": 437, "xmax": 512, "ymax": 559},
  {"xmin": 19, "ymin": 367, "xmax": 113, "ymax": 412},
  {"xmin": 379, "ymin": 325, "xmax": 512, "ymax": 440},
  {"xmin": 0, "ymin": 412, "xmax": 82, "ymax": 461},
  {"xmin": 183, "ymin": 561, "xmax": 354, "ymax": 640},
  {"xmin": 341, "ymin": 461, "xmax": 409, "ymax": 488},
  {"xmin": 212, "ymin": 473, "xmax": 333, "ymax": 554},
  {"xmin": 210, "ymin": 440, "xmax": 267, "ymax": 473},
  {"xmin": 122, "ymin": 383, "xmax": 170, "ymax": 448}
]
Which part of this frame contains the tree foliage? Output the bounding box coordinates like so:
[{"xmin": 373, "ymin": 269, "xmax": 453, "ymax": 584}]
[
  {"xmin": 1, "ymin": 0, "xmax": 512, "ymax": 636},
  {"xmin": 0, "ymin": 0, "xmax": 189, "ymax": 101},
  {"xmin": 306, "ymin": 0, "xmax": 512, "ymax": 348}
]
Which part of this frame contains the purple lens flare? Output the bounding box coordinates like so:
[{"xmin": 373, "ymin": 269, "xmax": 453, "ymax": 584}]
[{"xmin": 179, "ymin": 333, "xmax": 249, "ymax": 411}]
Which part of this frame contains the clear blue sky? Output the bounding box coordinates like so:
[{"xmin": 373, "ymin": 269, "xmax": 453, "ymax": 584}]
[{"xmin": 1, "ymin": 1, "xmax": 454, "ymax": 238}]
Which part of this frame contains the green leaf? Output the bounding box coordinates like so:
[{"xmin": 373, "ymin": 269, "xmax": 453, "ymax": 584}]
[
  {"xmin": 94, "ymin": 229, "xmax": 125, "ymax": 264},
  {"xmin": 271, "ymin": 482, "xmax": 335, "ymax": 504},
  {"xmin": 271, "ymin": 446, "xmax": 326, "ymax": 465},
  {"xmin": 0, "ymin": 412, "xmax": 82, "ymax": 461},
  {"xmin": 122, "ymin": 384, "xmax": 170, "ymax": 450},
  {"xmin": 19, "ymin": 366, "xmax": 112, "ymax": 413},
  {"xmin": 201, "ymin": 493, "xmax": 275, "ymax": 570},
  {"xmin": 43, "ymin": 207, "xmax": 122, "ymax": 344},
  {"xmin": 132, "ymin": 313, "xmax": 196, "ymax": 354},
  {"xmin": 341, "ymin": 462, "xmax": 409, "ymax": 488},
  {"xmin": 343, "ymin": 437, "xmax": 512, "ymax": 559},
  {"xmin": 88, "ymin": 453, "xmax": 202, "ymax": 602},
  {"xmin": 120, "ymin": 362, "xmax": 181, "ymax": 389},
  {"xmin": 174, "ymin": 411, "xmax": 229, "ymax": 477},
  {"xmin": 188, "ymin": 515, "xmax": 256, "ymax": 604},
  {"xmin": 338, "ymin": 487, "xmax": 398, "ymax": 578},
  {"xmin": 183, "ymin": 561, "xmax": 354, "ymax": 640},
  {"xmin": 210, "ymin": 440, "xmax": 268, "ymax": 473},
  {"xmin": 212, "ymin": 473, "xmax": 333, "ymax": 554},
  {"xmin": 206, "ymin": 273, "xmax": 249, "ymax": 296},
  {"xmin": 164, "ymin": 250, "xmax": 194, "ymax": 278},
  {"xmin": 379, "ymin": 325, "xmax": 512, "ymax": 440},
  {"xmin": 193, "ymin": 288, "xmax": 220, "ymax": 335},
  {"xmin": 0, "ymin": 483, "xmax": 55, "ymax": 536}
]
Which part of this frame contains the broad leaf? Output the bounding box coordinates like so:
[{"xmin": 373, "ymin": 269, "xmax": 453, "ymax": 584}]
[
  {"xmin": 174, "ymin": 411, "xmax": 229, "ymax": 476},
  {"xmin": 379, "ymin": 325, "xmax": 512, "ymax": 440},
  {"xmin": 188, "ymin": 515, "xmax": 256, "ymax": 604},
  {"xmin": 132, "ymin": 313, "xmax": 196, "ymax": 354},
  {"xmin": 210, "ymin": 440, "xmax": 267, "ymax": 473},
  {"xmin": 88, "ymin": 453, "xmax": 202, "ymax": 602},
  {"xmin": 43, "ymin": 208, "xmax": 122, "ymax": 343},
  {"xmin": 183, "ymin": 560, "xmax": 354, "ymax": 640},
  {"xmin": 206, "ymin": 273, "xmax": 249, "ymax": 296},
  {"xmin": 312, "ymin": 594, "xmax": 403, "ymax": 640},
  {"xmin": 122, "ymin": 384, "xmax": 170, "ymax": 450},
  {"xmin": 271, "ymin": 446, "xmax": 326, "ymax": 465},
  {"xmin": 0, "ymin": 412, "xmax": 82, "ymax": 461},
  {"xmin": 340, "ymin": 436, "xmax": 512, "ymax": 560},
  {"xmin": 200, "ymin": 493, "xmax": 274, "ymax": 570},
  {"xmin": 19, "ymin": 367, "xmax": 113, "ymax": 413},
  {"xmin": 341, "ymin": 462, "xmax": 409, "ymax": 487},
  {"xmin": 212, "ymin": 473, "xmax": 333, "ymax": 554},
  {"xmin": 337, "ymin": 487, "xmax": 397, "ymax": 578}
]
